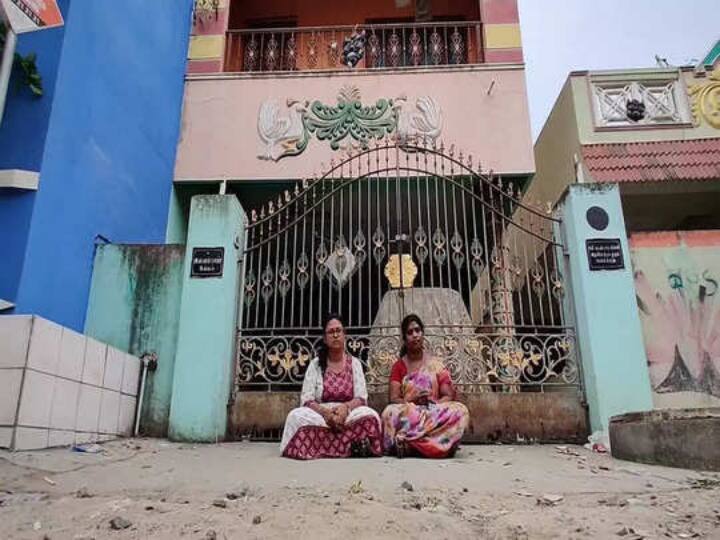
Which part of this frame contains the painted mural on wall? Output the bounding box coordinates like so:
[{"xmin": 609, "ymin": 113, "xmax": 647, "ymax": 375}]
[
  {"xmin": 630, "ymin": 231, "xmax": 720, "ymax": 406},
  {"xmin": 257, "ymin": 85, "xmax": 443, "ymax": 161}
]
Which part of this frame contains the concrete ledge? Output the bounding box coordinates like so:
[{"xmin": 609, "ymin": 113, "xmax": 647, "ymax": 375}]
[
  {"xmin": 610, "ymin": 408, "xmax": 720, "ymax": 471},
  {"xmin": 0, "ymin": 169, "xmax": 40, "ymax": 190},
  {"xmin": 230, "ymin": 390, "xmax": 589, "ymax": 443}
]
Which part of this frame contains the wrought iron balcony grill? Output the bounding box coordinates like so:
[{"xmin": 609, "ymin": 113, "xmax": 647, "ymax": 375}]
[{"xmin": 225, "ymin": 21, "xmax": 482, "ymax": 73}]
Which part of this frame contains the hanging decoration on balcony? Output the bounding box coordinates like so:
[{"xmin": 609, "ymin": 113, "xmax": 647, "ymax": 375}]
[
  {"xmin": 689, "ymin": 68, "xmax": 720, "ymax": 129},
  {"xmin": 342, "ymin": 28, "xmax": 367, "ymax": 68},
  {"xmin": 257, "ymin": 85, "xmax": 444, "ymax": 161}
]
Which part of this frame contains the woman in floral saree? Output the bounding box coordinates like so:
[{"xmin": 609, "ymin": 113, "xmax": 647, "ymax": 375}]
[
  {"xmin": 280, "ymin": 313, "xmax": 383, "ymax": 460},
  {"xmin": 382, "ymin": 314, "xmax": 470, "ymax": 458}
]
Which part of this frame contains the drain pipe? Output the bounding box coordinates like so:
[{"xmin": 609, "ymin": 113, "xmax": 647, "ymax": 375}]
[
  {"xmin": 0, "ymin": 25, "xmax": 17, "ymax": 128},
  {"xmin": 134, "ymin": 352, "xmax": 158, "ymax": 437}
]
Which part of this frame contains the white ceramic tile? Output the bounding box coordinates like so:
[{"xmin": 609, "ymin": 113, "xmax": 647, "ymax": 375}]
[
  {"xmin": 50, "ymin": 378, "xmax": 80, "ymax": 430},
  {"xmin": 26, "ymin": 317, "xmax": 61, "ymax": 375},
  {"xmin": 0, "ymin": 368, "xmax": 23, "ymax": 425},
  {"xmin": 17, "ymin": 370, "xmax": 55, "ymax": 428},
  {"xmin": 0, "ymin": 426, "xmax": 13, "ymax": 448},
  {"xmin": 118, "ymin": 395, "xmax": 136, "ymax": 436},
  {"xmin": 82, "ymin": 338, "xmax": 106, "ymax": 386},
  {"xmin": 122, "ymin": 354, "xmax": 141, "ymax": 396},
  {"xmin": 48, "ymin": 430, "xmax": 75, "ymax": 448},
  {"xmin": 0, "ymin": 315, "xmax": 32, "ymax": 368},
  {"xmin": 98, "ymin": 390, "xmax": 120, "ymax": 435},
  {"xmin": 103, "ymin": 348, "xmax": 124, "ymax": 391},
  {"xmin": 14, "ymin": 427, "xmax": 48, "ymax": 450},
  {"xmin": 75, "ymin": 384, "xmax": 101, "ymax": 433},
  {"xmin": 57, "ymin": 328, "xmax": 86, "ymax": 381}
]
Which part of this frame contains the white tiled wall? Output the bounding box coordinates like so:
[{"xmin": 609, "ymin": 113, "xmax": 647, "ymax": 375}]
[{"xmin": 0, "ymin": 316, "xmax": 141, "ymax": 451}]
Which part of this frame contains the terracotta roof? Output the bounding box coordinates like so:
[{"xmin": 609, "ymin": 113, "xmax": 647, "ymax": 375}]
[{"xmin": 581, "ymin": 139, "xmax": 720, "ymax": 183}]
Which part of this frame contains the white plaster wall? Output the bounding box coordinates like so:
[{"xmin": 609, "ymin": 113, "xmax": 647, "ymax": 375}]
[{"xmin": 0, "ymin": 316, "xmax": 141, "ymax": 451}]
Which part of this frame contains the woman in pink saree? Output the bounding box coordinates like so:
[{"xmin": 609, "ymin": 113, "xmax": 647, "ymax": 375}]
[{"xmin": 382, "ymin": 314, "xmax": 470, "ymax": 458}]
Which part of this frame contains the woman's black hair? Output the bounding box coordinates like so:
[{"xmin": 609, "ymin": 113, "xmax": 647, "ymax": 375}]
[
  {"xmin": 399, "ymin": 313, "xmax": 424, "ymax": 357},
  {"xmin": 318, "ymin": 312, "xmax": 344, "ymax": 376}
]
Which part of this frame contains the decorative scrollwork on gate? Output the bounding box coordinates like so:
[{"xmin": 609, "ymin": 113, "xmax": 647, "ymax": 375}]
[{"xmin": 236, "ymin": 140, "xmax": 578, "ymax": 394}]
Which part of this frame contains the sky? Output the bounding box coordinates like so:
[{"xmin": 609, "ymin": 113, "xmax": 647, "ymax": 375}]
[{"xmin": 517, "ymin": 0, "xmax": 719, "ymax": 139}]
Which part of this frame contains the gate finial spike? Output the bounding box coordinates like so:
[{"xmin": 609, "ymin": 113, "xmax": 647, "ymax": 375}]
[
  {"xmin": 251, "ymin": 209, "xmax": 258, "ymax": 223},
  {"xmin": 449, "ymin": 144, "xmax": 455, "ymax": 157},
  {"xmin": 546, "ymin": 201, "xmax": 553, "ymax": 214},
  {"xmin": 268, "ymin": 201, "xmax": 275, "ymax": 214},
  {"xmin": 439, "ymin": 140, "xmax": 445, "ymax": 152},
  {"xmin": 294, "ymin": 183, "xmax": 300, "ymax": 196},
  {"xmin": 260, "ymin": 206, "xmax": 266, "ymax": 219},
  {"xmin": 467, "ymin": 154, "xmax": 473, "ymax": 169}
]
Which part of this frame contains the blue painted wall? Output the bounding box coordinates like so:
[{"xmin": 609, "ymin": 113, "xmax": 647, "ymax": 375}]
[
  {"xmin": 0, "ymin": 0, "xmax": 70, "ymax": 170},
  {"xmin": 0, "ymin": 189, "xmax": 35, "ymax": 303},
  {"xmin": 0, "ymin": 0, "xmax": 69, "ymax": 305},
  {"xmin": 13, "ymin": 0, "xmax": 194, "ymax": 331}
]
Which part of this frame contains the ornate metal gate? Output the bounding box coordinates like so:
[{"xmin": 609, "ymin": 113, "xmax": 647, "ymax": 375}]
[{"xmin": 235, "ymin": 140, "xmax": 579, "ymax": 396}]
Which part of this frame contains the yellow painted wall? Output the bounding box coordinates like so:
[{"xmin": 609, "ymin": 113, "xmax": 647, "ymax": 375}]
[{"xmin": 484, "ymin": 23, "xmax": 521, "ymax": 49}]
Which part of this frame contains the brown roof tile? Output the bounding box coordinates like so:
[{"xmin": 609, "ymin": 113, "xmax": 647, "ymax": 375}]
[{"xmin": 581, "ymin": 139, "xmax": 720, "ymax": 183}]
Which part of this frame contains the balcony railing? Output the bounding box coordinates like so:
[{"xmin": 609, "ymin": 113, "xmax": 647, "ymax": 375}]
[{"xmin": 224, "ymin": 21, "xmax": 482, "ymax": 73}]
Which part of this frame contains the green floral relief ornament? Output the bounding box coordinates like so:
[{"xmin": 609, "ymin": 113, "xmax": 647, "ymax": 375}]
[
  {"xmin": 258, "ymin": 85, "xmax": 403, "ymax": 161},
  {"xmin": 305, "ymin": 85, "xmax": 397, "ymax": 151}
]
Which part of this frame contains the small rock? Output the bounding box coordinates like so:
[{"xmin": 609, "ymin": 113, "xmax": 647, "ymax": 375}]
[
  {"xmin": 401, "ymin": 481, "xmax": 414, "ymax": 492},
  {"xmin": 75, "ymin": 487, "xmax": 92, "ymax": 499},
  {"xmin": 252, "ymin": 515, "xmax": 262, "ymax": 525},
  {"xmin": 462, "ymin": 487, "xmax": 469, "ymax": 493},
  {"xmin": 33, "ymin": 521, "xmax": 42, "ymax": 531},
  {"xmin": 226, "ymin": 488, "xmax": 248, "ymax": 500},
  {"xmin": 212, "ymin": 499, "xmax": 227, "ymax": 508},
  {"xmin": 205, "ymin": 530, "xmax": 217, "ymax": 540},
  {"xmin": 109, "ymin": 517, "xmax": 132, "ymax": 530},
  {"xmin": 537, "ymin": 494, "xmax": 564, "ymax": 506},
  {"xmin": 144, "ymin": 505, "xmax": 154, "ymax": 511}
]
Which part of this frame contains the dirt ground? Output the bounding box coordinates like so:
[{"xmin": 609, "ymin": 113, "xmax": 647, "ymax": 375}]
[{"xmin": 1, "ymin": 439, "xmax": 719, "ymax": 539}]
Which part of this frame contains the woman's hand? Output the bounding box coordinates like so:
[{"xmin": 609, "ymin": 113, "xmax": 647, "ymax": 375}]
[
  {"xmin": 319, "ymin": 407, "xmax": 340, "ymax": 431},
  {"xmin": 332, "ymin": 404, "xmax": 350, "ymax": 428},
  {"xmin": 412, "ymin": 394, "xmax": 430, "ymax": 406}
]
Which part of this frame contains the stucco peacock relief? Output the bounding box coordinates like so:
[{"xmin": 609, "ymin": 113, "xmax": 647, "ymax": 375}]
[{"xmin": 257, "ymin": 85, "xmax": 443, "ymax": 161}]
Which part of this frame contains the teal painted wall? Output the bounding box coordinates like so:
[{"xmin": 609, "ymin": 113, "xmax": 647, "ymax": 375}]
[
  {"xmin": 169, "ymin": 195, "xmax": 244, "ymax": 442},
  {"xmin": 84, "ymin": 244, "xmax": 185, "ymax": 436},
  {"xmin": 560, "ymin": 184, "xmax": 653, "ymax": 431}
]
